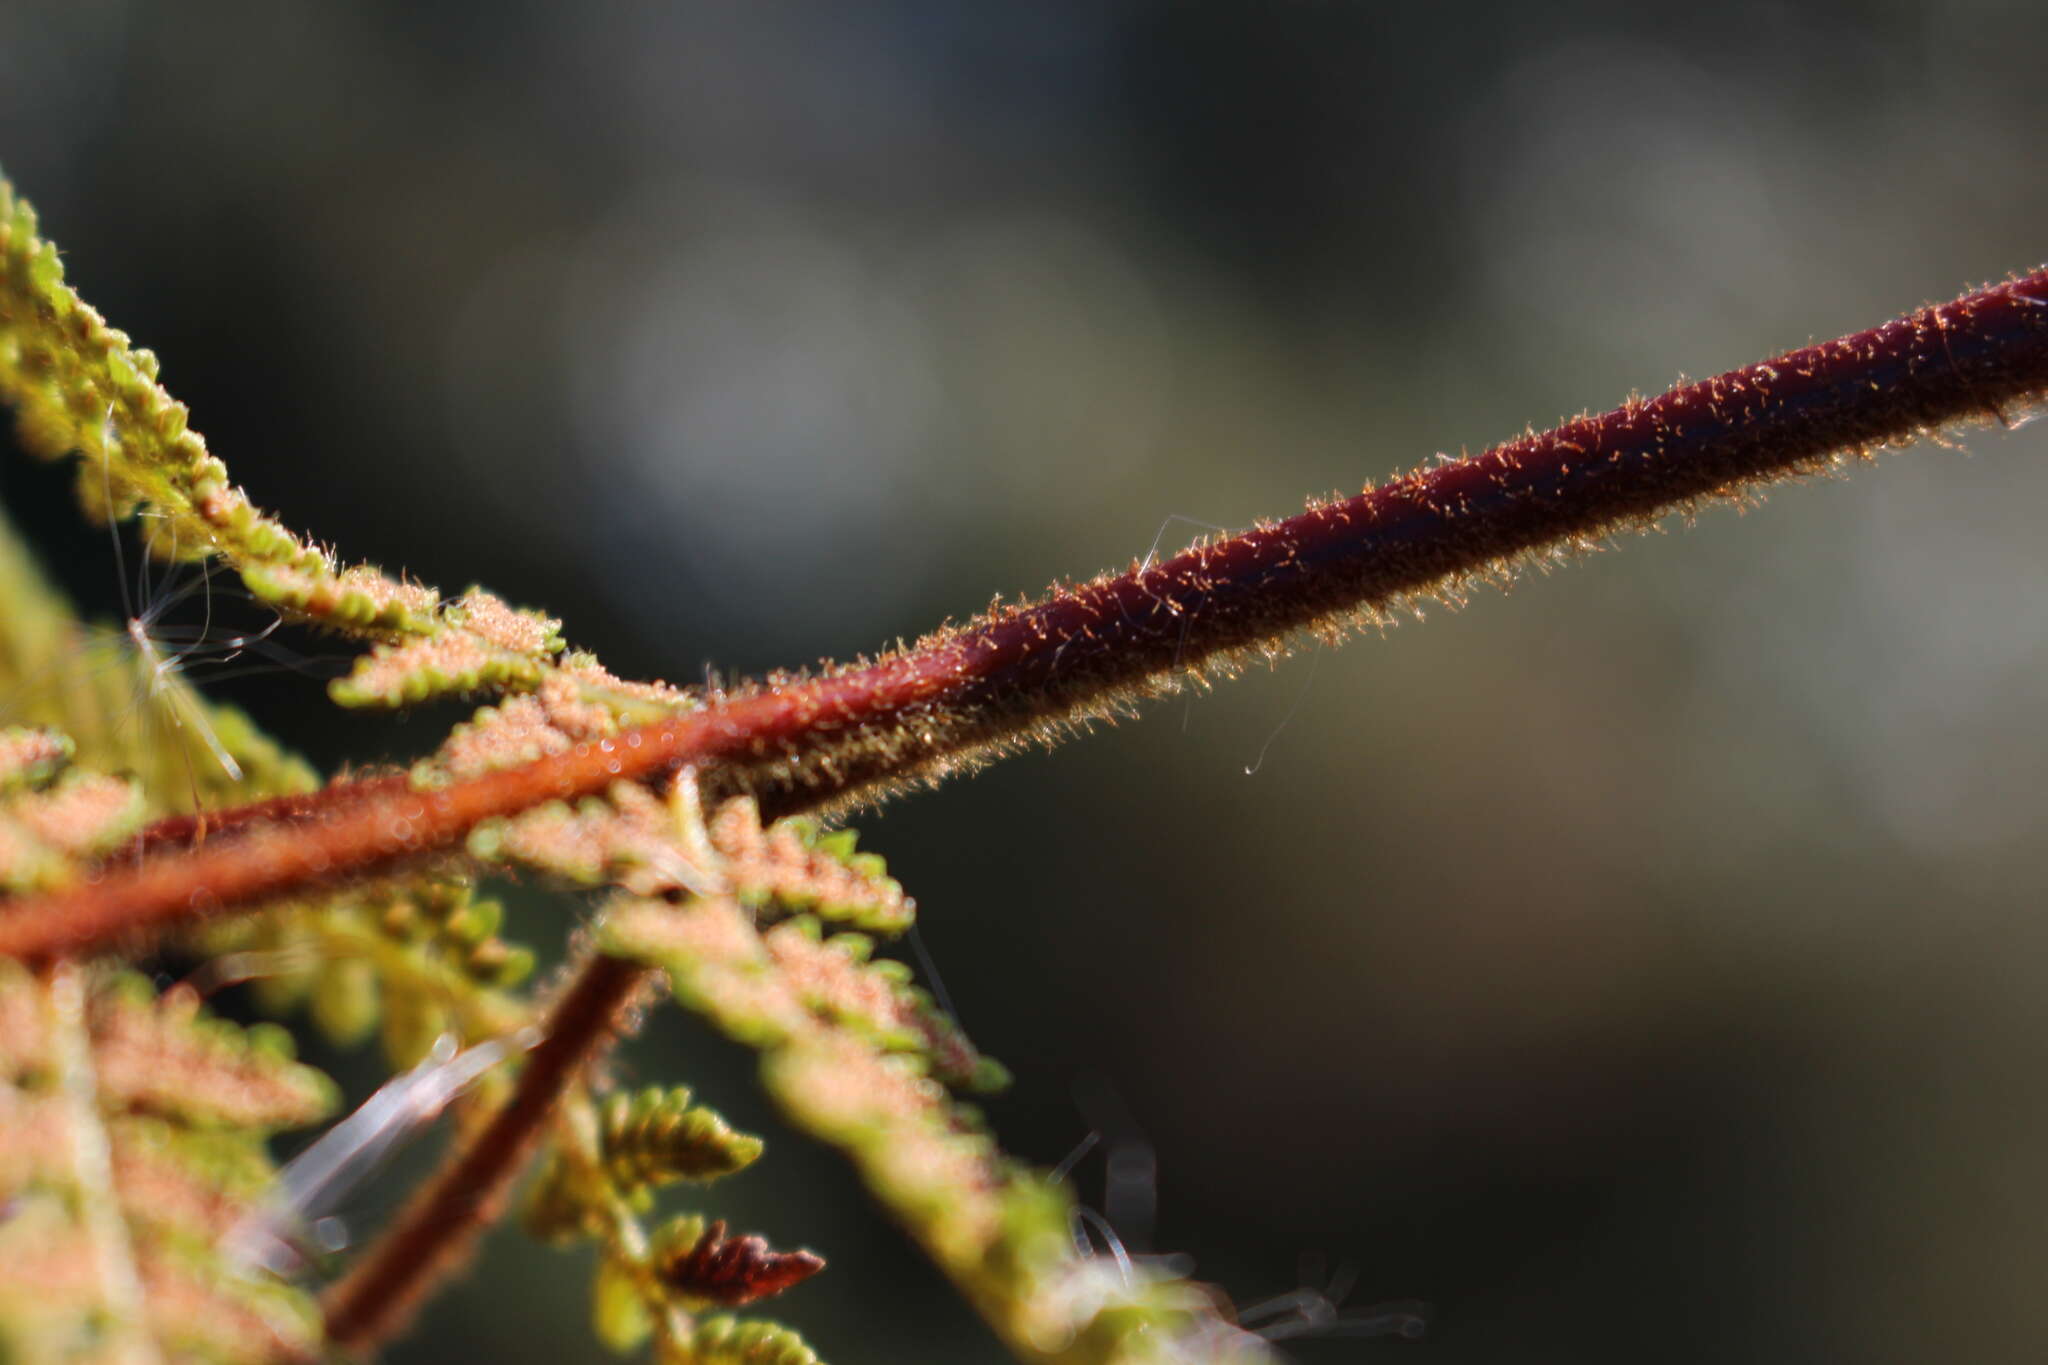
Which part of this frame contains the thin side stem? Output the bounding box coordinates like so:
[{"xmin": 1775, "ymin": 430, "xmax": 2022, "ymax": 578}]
[
  {"xmin": 319, "ymin": 950, "xmax": 652, "ymax": 1354},
  {"xmin": 3, "ymin": 267, "xmax": 2047, "ymax": 961}
]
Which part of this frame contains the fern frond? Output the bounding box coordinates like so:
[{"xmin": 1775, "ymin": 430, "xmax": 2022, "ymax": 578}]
[
  {"xmin": 0, "ymin": 502, "xmax": 317, "ymax": 816},
  {"xmin": 330, "ymin": 589, "xmax": 565, "ymax": 707},
  {"xmin": 559, "ymin": 785, "xmax": 1251, "ymax": 1360},
  {"xmin": 581, "ymin": 1215, "xmax": 827, "ymax": 1362},
  {"xmin": 705, "ymin": 801, "xmax": 912, "ymax": 934},
  {"xmin": 599, "ymin": 1086, "xmax": 765, "ymax": 1197},
  {"xmin": 0, "ymin": 967, "xmax": 337, "ymax": 1131},
  {"xmin": 610, "ymin": 891, "xmax": 1276, "ymax": 1363},
  {"xmin": 0, "ymin": 178, "xmax": 401, "ymax": 630},
  {"xmin": 758, "ymin": 917, "xmax": 996, "ymax": 1089},
  {"xmin": 521, "ymin": 1087, "xmax": 767, "ymax": 1247},
  {"xmin": 424, "ymin": 658, "xmax": 698, "ymax": 795},
  {"xmin": 591, "ymin": 774, "xmax": 1262, "ymax": 1363},
  {"xmin": 470, "ymin": 780, "xmax": 711, "ymax": 897},
  {"xmin": 514, "ymin": 1028, "xmax": 810, "ymax": 1360},
  {"xmin": 0, "ymin": 174, "xmax": 597, "ymax": 741},
  {"xmin": 0, "ymin": 748, "xmax": 143, "ymax": 891},
  {"xmin": 0, "ymin": 491, "xmax": 536, "ymax": 1106},
  {"xmin": 650, "ymin": 1217, "xmax": 824, "ymax": 1310},
  {"xmin": 667, "ymin": 1315, "xmax": 823, "ymax": 1365},
  {"xmin": 202, "ymin": 876, "xmax": 536, "ymax": 1064},
  {"xmin": 0, "ymin": 961, "xmax": 334, "ymax": 1364},
  {"xmin": 0, "ymin": 725, "xmax": 70, "ymax": 789}
]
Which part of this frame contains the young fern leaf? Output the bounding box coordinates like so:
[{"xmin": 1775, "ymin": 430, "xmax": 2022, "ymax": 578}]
[
  {"xmin": 667, "ymin": 1316, "xmax": 823, "ymax": 1365},
  {"xmin": 0, "ymin": 172, "xmax": 589, "ymax": 734},
  {"xmin": 0, "ymin": 180, "xmax": 418, "ymax": 638},
  {"xmin": 588, "ymin": 778, "xmax": 1278, "ymax": 1363},
  {"xmin": 198, "ymin": 876, "xmax": 537, "ymax": 1064},
  {"xmin": 525, "ymin": 1085, "xmax": 763, "ymax": 1245},
  {"xmin": 611, "ymin": 892, "xmax": 1285, "ymax": 1364},
  {"xmin": 507, "ymin": 987, "xmax": 823, "ymax": 1363},
  {"xmin": 0, "ymin": 486, "xmax": 536, "ymax": 1077},
  {"xmin": 651, "ymin": 1217, "xmax": 825, "ymax": 1310},
  {"xmin": 581, "ymin": 1210, "xmax": 826, "ymax": 1358},
  {"xmin": 0, "ymin": 959, "xmax": 336, "ymax": 1365},
  {"xmin": 0, "ymin": 727, "xmax": 144, "ymax": 891},
  {"xmin": 330, "ymin": 589, "xmax": 567, "ymax": 709},
  {"xmin": 528, "ymin": 1136, "xmax": 828, "ymax": 1363},
  {"xmin": 704, "ymin": 805, "xmax": 914, "ymax": 936},
  {"xmin": 0, "ymin": 500, "xmax": 317, "ymax": 819},
  {"xmin": 0, "ymin": 726, "xmax": 71, "ymax": 790},
  {"xmin": 598, "ymin": 1087, "xmax": 766, "ymax": 1198}
]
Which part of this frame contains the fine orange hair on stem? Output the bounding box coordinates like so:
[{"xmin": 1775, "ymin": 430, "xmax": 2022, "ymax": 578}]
[
  {"xmin": 307, "ymin": 265, "xmax": 2048, "ymax": 1349},
  {"xmin": 1, "ymin": 266, "xmax": 2044, "ymax": 964}
]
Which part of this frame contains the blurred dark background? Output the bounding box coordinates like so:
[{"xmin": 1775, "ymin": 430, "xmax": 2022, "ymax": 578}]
[{"xmin": 7, "ymin": 3, "xmax": 2048, "ymax": 1361}]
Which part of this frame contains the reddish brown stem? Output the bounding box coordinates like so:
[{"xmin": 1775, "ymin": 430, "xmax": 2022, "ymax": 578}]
[
  {"xmin": 320, "ymin": 950, "xmax": 652, "ymax": 1353},
  {"xmin": 3, "ymin": 267, "xmax": 2047, "ymax": 961},
  {"xmin": 134, "ymin": 773, "xmax": 412, "ymax": 854}
]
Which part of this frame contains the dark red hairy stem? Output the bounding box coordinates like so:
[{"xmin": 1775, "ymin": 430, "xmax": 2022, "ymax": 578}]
[
  {"xmin": 3, "ymin": 267, "xmax": 2046, "ymax": 961},
  {"xmin": 320, "ymin": 951, "xmax": 653, "ymax": 1352}
]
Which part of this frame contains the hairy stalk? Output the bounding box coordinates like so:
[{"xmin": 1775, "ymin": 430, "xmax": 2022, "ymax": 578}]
[
  {"xmin": 319, "ymin": 950, "xmax": 653, "ymax": 1353},
  {"xmin": 2, "ymin": 267, "xmax": 2046, "ymax": 963}
]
